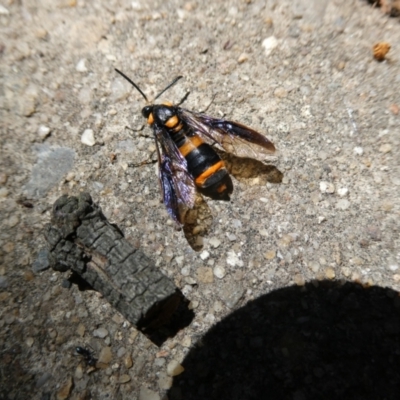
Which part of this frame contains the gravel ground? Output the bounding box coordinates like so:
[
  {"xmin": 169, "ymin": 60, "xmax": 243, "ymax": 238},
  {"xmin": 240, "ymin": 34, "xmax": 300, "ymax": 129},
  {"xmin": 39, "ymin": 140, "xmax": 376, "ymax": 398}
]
[{"xmin": 1, "ymin": 1, "xmax": 399, "ymax": 399}]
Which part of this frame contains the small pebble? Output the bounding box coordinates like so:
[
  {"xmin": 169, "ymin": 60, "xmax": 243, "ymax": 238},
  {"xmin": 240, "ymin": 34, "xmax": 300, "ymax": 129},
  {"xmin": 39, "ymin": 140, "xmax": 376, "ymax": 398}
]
[
  {"xmin": 0, "ymin": 5, "xmax": 10, "ymax": 14},
  {"xmin": 36, "ymin": 372, "xmax": 52, "ymax": 388},
  {"xmin": 278, "ymin": 234, "xmax": 294, "ymax": 248},
  {"xmin": 157, "ymin": 371, "xmax": 173, "ymax": 390},
  {"xmin": 379, "ymin": 143, "xmax": 392, "ymax": 154},
  {"xmin": 213, "ymin": 265, "xmax": 226, "ymax": 279},
  {"xmin": 209, "ymin": 237, "xmax": 221, "ymax": 248},
  {"xmin": 325, "ymin": 267, "xmax": 336, "ymax": 279},
  {"xmin": 26, "ymin": 337, "xmax": 34, "ymax": 347},
  {"xmin": 0, "ymin": 173, "xmax": 7, "ymax": 184},
  {"xmin": 238, "ymin": 53, "xmax": 248, "ymax": 63},
  {"xmin": 336, "ymin": 199, "xmax": 350, "ymax": 210},
  {"xmin": 76, "ymin": 59, "xmax": 88, "ymax": 72},
  {"xmin": 264, "ymin": 250, "xmax": 276, "ymax": 260},
  {"xmin": 200, "ymin": 250, "xmax": 209, "ymax": 260},
  {"xmin": 262, "ymin": 36, "xmax": 278, "ymax": 56},
  {"xmin": 294, "ymin": 275, "xmax": 305, "ymax": 286},
  {"xmin": 274, "ymin": 87, "xmax": 288, "ymax": 98},
  {"xmin": 76, "ymin": 324, "xmax": 85, "ymax": 337},
  {"xmin": 7, "ymin": 215, "xmax": 19, "ymax": 227},
  {"xmin": 111, "ymin": 79, "xmax": 131, "ymax": 102},
  {"xmin": 32, "ymin": 248, "xmax": 51, "ymax": 273},
  {"xmin": 337, "ymin": 187, "xmax": 348, "ymax": 197},
  {"xmin": 381, "ymin": 199, "xmax": 393, "ymax": 212},
  {"xmin": 226, "ymin": 251, "xmax": 243, "ymax": 267},
  {"xmin": 319, "ymin": 181, "xmax": 335, "ymax": 194},
  {"xmin": 180, "ymin": 266, "xmax": 190, "ymax": 276},
  {"xmin": 197, "ymin": 267, "xmax": 214, "ymax": 283},
  {"xmin": 309, "ymin": 261, "xmax": 320, "ymax": 273},
  {"xmin": 93, "ymin": 327, "xmax": 109, "ymax": 339},
  {"xmin": 227, "ymin": 233, "xmax": 237, "ymax": 241},
  {"xmin": 56, "ymin": 377, "xmax": 73, "ymax": 400},
  {"xmin": 38, "ymin": 125, "xmax": 51, "ymax": 140},
  {"xmin": 119, "ymin": 374, "xmax": 131, "ymax": 383},
  {"xmin": 75, "ymin": 364, "xmax": 84, "ymax": 380},
  {"xmin": 3, "ymin": 242, "xmax": 14, "ymax": 253},
  {"xmin": 98, "ymin": 346, "xmax": 112, "ymax": 364},
  {"xmin": 81, "ymin": 129, "xmax": 95, "ymax": 146},
  {"xmin": 117, "ymin": 347, "xmax": 126, "ymax": 358},
  {"xmin": 353, "ymin": 147, "xmax": 363, "ymax": 156},
  {"xmin": 0, "ymin": 187, "xmax": 9, "ymax": 198},
  {"xmin": 139, "ymin": 387, "xmax": 161, "ymax": 400},
  {"xmin": 124, "ymin": 354, "xmax": 133, "ymax": 369},
  {"xmin": 166, "ymin": 360, "xmax": 185, "ymax": 377},
  {"xmin": 181, "ymin": 336, "xmax": 191, "ymax": 347}
]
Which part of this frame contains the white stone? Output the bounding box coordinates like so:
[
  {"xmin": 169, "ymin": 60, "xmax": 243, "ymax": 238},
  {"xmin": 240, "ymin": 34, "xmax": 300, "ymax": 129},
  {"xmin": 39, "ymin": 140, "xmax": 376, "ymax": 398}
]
[
  {"xmin": 226, "ymin": 251, "xmax": 243, "ymax": 267},
  {"xmin": 93, "ymin": 327, "xmax": 108, "ymax": 338},
  {"xmin": 166, "ymin": 360, "xmax": 185, "ymax": 377},
  {"xmin": 336, "ymin": 199, "xmax": 350, "ymax": 210},
  {"xmin": 353, "ymin": 146, "xmax": 363, "ymax": 155},
  {"xmin": 38, "ymin": 125, "xmax": 51, "ymax": 139},
  {"xmin": 81, "ymin": 129, "xmax": 95, "ymax": 146},
  {"xmin": 0, "ymin": 5, "xmax": 9, "ymax": 15},
  {"xmin": 262, "ymin": 36, "xmax": 278, "ymax": 56},
  {"xmin": 319, "ymin": 181, "xmax": 335, "ymax": 193},
  {"xmin": 337, "ymin": 187, "xmax": 348, "ymax": 197},
  {"xmin": 213, "ymin": 265, "xmax": 226, "ymax": 279},
  {"xmin": 181, "ymin": 266, "xmax": 190, "ymax": 276},
  {"xmin": 200, "ymin": 250, "xmax": 210, "ymax": 260},
  {"xmin": 209, "ymin": 237, "xmax": 221, "ymax": 248},
  {"xmin": 76, "ymin": 59, "xmax": 88, "ymax": 72},
  {"xmin": 139, "ymin": 387, "xmax": 161, "ymax": 400}
]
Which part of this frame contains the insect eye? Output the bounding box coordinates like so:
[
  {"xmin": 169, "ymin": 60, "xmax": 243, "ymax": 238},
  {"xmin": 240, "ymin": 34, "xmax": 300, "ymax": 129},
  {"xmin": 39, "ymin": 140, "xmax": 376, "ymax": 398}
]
[{"xmin": 142, "ymin": 106, "xmax": 151, "ymax": 118}]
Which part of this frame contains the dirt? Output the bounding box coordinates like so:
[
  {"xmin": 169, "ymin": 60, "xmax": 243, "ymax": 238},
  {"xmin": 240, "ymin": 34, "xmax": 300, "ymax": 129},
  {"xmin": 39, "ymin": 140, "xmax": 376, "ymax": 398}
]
[{"xmin": 1, "ymin": 1, "xmax": 399, "ymax": 399}]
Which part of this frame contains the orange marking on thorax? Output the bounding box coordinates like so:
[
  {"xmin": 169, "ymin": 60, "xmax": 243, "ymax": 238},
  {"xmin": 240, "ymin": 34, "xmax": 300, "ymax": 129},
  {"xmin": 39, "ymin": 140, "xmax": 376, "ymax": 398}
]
[
  {"xmin": 165, "ymin": 115, "xmax": 179, "ymax": 128},
  {"xmin": 147, "ymin": 113, "xmax": 154, "ymax": 125},
  {"xmin": 195, "ymin": 160, "xmax": 225, "ymax": 186},
  {"xmin": 179, "ymin": 135, "xmax": 204, "ymax": 157}
]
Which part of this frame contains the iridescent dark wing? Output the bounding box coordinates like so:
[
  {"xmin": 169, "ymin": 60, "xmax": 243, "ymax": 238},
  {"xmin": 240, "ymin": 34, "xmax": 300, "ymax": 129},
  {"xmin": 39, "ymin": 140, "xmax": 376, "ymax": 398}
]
[
  {"xmin": 179, "ymin": 109, "xmax": 276, "ymax": 160},
  {"xmin": 153, "ymin": 124, "xmax": 196, "ymax": 225}
]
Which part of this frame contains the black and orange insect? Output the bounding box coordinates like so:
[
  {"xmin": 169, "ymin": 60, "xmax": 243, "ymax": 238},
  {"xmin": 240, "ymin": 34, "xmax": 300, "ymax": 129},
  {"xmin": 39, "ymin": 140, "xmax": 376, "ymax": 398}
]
[{"xmin": 115, "ymin": 69, "xmax": 276, "ymax": 225}]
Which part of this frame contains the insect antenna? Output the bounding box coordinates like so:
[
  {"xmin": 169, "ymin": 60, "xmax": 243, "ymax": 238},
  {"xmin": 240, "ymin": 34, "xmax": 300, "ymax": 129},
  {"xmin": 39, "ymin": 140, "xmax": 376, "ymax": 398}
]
[
  {"xmin": 154, "ymin": 76, "xmax": 183, "ymax": 100},
  {"xmin": 115, "ymin": 69, "xmax": 148, "ymax": 102}
]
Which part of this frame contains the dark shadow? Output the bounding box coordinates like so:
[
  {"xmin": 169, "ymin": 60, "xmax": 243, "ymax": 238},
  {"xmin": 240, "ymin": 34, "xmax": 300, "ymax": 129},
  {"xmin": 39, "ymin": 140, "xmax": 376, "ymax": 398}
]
[
  {"xmin": 67, "ymin": 271, "xmax": 95, "ymax": 291},
  {"xmin": 220, "ymin": 151, "xmax": 283, "ymax": 184},
  {"xmin": 183, "ymin": 154, "xmax": 282, "ymax": 251},
  {"xmin": 136, "ymin": 291, "xmax": 195, "ymax": 347},
  {"xmin": 183, "ymin": 193, "xmax": 214, "ymax": 251},
  {"xmin": 168, "ymin": 280, "xmax": 400, "ymax": 400}
]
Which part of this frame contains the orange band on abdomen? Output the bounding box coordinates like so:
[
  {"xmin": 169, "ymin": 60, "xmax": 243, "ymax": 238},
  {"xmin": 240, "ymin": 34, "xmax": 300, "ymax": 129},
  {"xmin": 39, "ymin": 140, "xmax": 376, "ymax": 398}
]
[
  {"xmin": 195, "ymin": 160, "xmax": 225, "ymax": 186},
  {"xmin": 179, "ymin": 135, "xmax": 204, "ymax": 157}
]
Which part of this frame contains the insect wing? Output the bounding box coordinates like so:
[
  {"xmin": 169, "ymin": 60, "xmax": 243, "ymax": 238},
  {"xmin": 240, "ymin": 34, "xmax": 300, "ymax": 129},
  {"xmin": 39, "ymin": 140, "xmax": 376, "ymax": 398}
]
[
  {"xmin": 159, "ymin": 155, "xmax": 196, "ymax": 224},
  {"xmin": 154, "ymin": 125, "xmax": 196, "ymax": 224},
  {"xmin": 180, "ymin": 109, "xmax": 275, "ymax": 160}
]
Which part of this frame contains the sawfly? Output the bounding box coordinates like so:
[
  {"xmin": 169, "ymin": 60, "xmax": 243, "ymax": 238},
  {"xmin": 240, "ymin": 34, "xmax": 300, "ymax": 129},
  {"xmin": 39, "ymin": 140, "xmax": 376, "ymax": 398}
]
[{"xmin": 115, "ymin": 69, "xmax": 276, "ymax": 226}]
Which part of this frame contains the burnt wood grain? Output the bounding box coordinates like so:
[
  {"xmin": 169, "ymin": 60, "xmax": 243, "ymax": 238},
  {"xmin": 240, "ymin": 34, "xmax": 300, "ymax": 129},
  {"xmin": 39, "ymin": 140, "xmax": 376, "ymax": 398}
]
[{"xmin": 45, "ymin": 193, "xmax": 193, "ymax": 345}]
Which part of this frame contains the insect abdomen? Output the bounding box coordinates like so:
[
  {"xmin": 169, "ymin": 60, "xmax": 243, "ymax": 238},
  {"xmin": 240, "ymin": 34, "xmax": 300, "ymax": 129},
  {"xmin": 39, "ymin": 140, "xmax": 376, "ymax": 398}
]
[{"xmin": 177, "ymin": 134, "xmax": 233, "ymax": 200}]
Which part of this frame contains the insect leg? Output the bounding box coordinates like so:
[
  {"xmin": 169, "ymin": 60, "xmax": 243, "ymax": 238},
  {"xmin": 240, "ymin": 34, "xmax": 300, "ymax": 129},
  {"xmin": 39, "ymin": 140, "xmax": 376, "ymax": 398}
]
[{"xmin": 198, "ymin": 93, "xmax": 217, "ymax": 113}]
